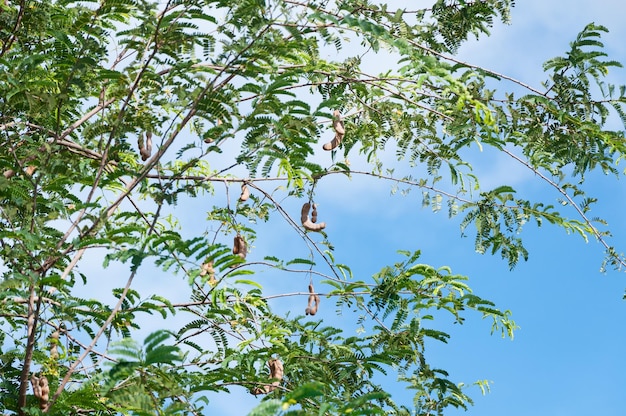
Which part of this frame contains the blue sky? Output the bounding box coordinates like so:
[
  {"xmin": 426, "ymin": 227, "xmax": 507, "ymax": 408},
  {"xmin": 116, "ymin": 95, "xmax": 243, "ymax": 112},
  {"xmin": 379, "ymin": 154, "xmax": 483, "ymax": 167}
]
[{"xmin": 73, "ymin": 1, "xmax": 626, "ymax": 414}]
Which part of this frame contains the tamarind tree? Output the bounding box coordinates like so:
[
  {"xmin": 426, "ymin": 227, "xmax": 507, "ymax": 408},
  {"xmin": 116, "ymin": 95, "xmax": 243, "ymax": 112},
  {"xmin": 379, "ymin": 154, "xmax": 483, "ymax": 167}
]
[{"xmin": 1, "ymin": 0, "xmax": 625, "ymax": 414}]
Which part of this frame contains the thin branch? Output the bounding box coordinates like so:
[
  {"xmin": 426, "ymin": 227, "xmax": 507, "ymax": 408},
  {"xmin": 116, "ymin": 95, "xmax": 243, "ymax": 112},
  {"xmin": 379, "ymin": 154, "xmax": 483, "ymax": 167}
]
[
  {"xmin": 0, "ymin": 0, "xmax": 25, "ymax": 57},
  {"xmin": 17, "ymin": 282, "xmax": 44, "ymax": 414},
  {"xmin": 45, "ymin": 200, "xmax": 164, "ymax": 410},
  {"xmin": 500, "ymin": 147, "xmax": 626, "ymax": 269}
]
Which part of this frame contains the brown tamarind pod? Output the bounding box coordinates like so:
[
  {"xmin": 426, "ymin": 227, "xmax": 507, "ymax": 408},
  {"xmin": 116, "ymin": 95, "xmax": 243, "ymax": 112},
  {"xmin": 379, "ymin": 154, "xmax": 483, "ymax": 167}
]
[
  {"xmin": 144, "ymin": 131, "xmax": 153, "ymax": 159},
  {"xmin": 30, "ymin": 375, "xmax": 49, "ymax": 409},
  {"xmin": 323, "ymin": 110, "xmax": 345, "ymax": 151},
  {"xmin": 305, "ymin": 283, "xmax": 320, "ymax": 316},
  {"xmin": 30, "ymin": 376, "xmax": 41, "ymax": 404},
  {"xmin": 237, "ymin": 237, "xmax": 247, "ymax": 259},
  {"xmin": 140, "ymin": 131, "xmax": 152, "ymax": 161},
  {"xmin": 268, "ymin": 358, "xmax": 283, "ymax": 390},
  {"xmin": 230, "ymin": 235, "xmax": 247, "ymax": 268},
  {"xmin": 332, "ymin": 109, "xmax": 345, "ymax": 135},
  {"xmin": 303, "ymin": 218, "xmax": 325, "ymax": 232},
  {"xmin": 3, "ymin": 169, "xmax": 15, "ymax": 179},
  {"xmin": 305, "ymin": 294, "xmax": 320, "ymax": 315},
  {"xmin": 300, "ymin": 202, "xmax": 311, "ymax": 224},
  {"xmin": 138, "ymin": 132, "xmax": 152, "ymax": 161},
  {"xmin": 138, "ymin": 134, "xmax": 145, "ymax": 155},
  {"xmin": 232, "ymin": 235, "xmax": 240, "ymax": 255},
  {"xmin": 239, "ymin": 183, "xmax": 250, "ymax": 202},
  {"xmin": 25, "ymin": 165, "xmax": 37, "ymax": 176},
  {"xmin": 322, "ymin": 133, "xmax": 344, "ymax": 151},
  {"xmin": 251, "ymin": 359, "xmax": 284, "ymax": 395},
  {"xmin": 312, "ymin": 294, "xmax": 320, "ymax": 315},
  {"xmin": 300, "ymin": 202, "xmax": 326, "ymax": 232},
  {"xmin": 233, "ymin": 235, "xmax": 247, "ymax": 259},
  {"xmin": 39, "ymin": 377, "xmax": 49, "ymax": 409},
  {"xmin": 311, "ymin": 204, "xmax": 318, "ymax": 223}
]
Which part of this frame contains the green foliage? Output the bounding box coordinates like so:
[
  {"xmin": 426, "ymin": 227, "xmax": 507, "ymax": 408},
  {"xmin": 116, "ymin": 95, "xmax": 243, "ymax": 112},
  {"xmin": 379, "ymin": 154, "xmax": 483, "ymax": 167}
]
[{"xmin": 0, "ymin": 0, "xmax": 625, "ymax": 415}]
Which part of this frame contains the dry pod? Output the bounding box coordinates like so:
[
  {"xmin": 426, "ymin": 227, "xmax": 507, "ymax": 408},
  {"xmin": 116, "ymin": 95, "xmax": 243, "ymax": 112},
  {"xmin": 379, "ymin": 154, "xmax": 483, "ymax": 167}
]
[
  {"xmin": 138, "ymin": 131, "xmax": 153, "ymax": 161},
  {"xmin": 322, "ymin": 110, "xmax": 345, "ymax": 151},
  {"xmin": 232, "ymin": 235, "xmax": 247, "ymax": 259},
  {"xmin": 3, "ymin": 169, "xmax": 15, "ymax": 179},
  {"xmin": 305, "ymin": 283, "xmax": 320, "ymax": 316},
  {"xmin": 251, "ymin": 359, "xmax": 284, "ymax": 395},
  {"xmin": 311, "ymin": 204, "xmax": 318, "ymax": 223},
  {"xmin": 25, "ymin": 165, "xmax": 37, "ymax": 176},
  {"xmin": 300, "ymin": 202, "xmax": 326, "ymax": 232},
  {"xmin": 239, "ymin": 183, "xmax": 250, "ymax": 202},
  {"xmin": 30, "ymin": 375, "xmax": 49, "ymax": 409}
]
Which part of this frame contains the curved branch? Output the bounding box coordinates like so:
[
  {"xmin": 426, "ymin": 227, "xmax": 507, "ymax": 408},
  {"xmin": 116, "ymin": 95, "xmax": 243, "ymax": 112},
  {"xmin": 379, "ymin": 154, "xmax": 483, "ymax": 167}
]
[{"xmin": 500, "ymin": 147, "xmax": 626, "ymax": 269}]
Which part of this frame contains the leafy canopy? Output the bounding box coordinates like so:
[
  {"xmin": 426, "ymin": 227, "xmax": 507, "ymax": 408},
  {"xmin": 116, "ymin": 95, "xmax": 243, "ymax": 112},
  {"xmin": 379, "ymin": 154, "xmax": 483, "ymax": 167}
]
[{"xmin": 1, "ymin": 0, "xmax": 625, "ymax": 414}]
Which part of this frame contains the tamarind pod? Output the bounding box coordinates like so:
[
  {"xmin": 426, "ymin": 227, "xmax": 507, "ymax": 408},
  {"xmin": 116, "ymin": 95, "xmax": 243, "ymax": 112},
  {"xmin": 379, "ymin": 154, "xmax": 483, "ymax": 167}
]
[
  {"xmin": 233, "ymin": 235, "xmax": 247, "ymax": 259},
  {"xmin": 38, "ymin": 376, "xmax": 49, "ymax": 409},
  {"xmin": 230, "ymin": 236, "xmax": 247, "ymax": 268},
  {"xmin": 138, "ymin": 134, "xmax": 145, "ymax": 155},
  {"xmin": 142, "ymin": 131, "xmax": 152, "ymax": 161},
  {"xmin": 305, "ymin": 294, "xmax": 320, "ymax": 315},
  {"xmin": 251, "ymin": 359, "xmax": 284, "ymax": 395},
  {"xmin": 31, "ymin": 376, "xmax": 41, "ymax": 397},
  {"xmin": 322, "ymin": 131, "xmax": 344, "ymax": 151},
  {"xmin": 312, "ymin": 294, "xmax": 320, "ymax": 315},
  {"xmin": 303, "ymin": 219, "xmax": 326, "ymax": 232},
  {"xmin": 138, "ymin": 132, "xmax": 152, "ymax": 161},
  {"xmin": 232, "ymin": 236, "xmax": 240, "ymax": 255},
  {"xmin": 332, "ymin": 109, "xmax": 345, "ymax": 135},
  {"xmin": 25, "ymin": 165, "xmax": 37, "ymax": 176},
  {"xmin": 300, "ymin": 202, "xmax": 311, "ymax": 224},
  {"xmin": 3, "ymin": 169, "xmax": 15, "ymax": 178},
  {"xmin": 311, "ymin": 204, "xmax": 318, "ymax": 223},
  {"xmin": 140, "ymin": 132, "xmax": 152, "ymax": 161},
  {"xmin": 268, "ymin": 358, "xmax": 284, "ymax": 386},
  {"xmin": 305, "ymin": 283, "xmax": 320, "ymax": 315},
  {"xmin": 239, "ymin": 184, "xmax": 250, "ymax": 202},
  {"xmin": 301, "ymin": 202, "xmax": 326, "ymax": 231},
  {"xmin": 237, "ymin": 237, "xmax": 247, "ymax": 259},
  {"xmin": 31, "ymin": 376, "xmax": 49, "ymax": 409},
  {"xmin": 323, "ymin": 110, "xmax": 346, "ymax": 150}
]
